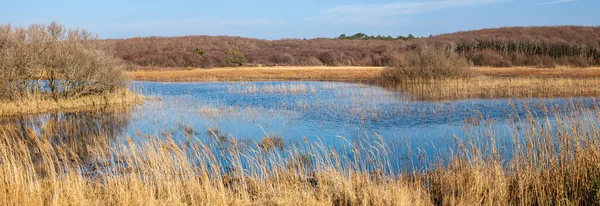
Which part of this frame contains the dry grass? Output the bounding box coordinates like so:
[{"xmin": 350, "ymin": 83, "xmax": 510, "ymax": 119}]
[
  {"xmin": 0, "ymin": 89, "xmax": 143, "ymax": 116},
  {"xmin": 259, "ymin": 135, "xmax": 285, "ymax": 151},
  {"xmin": 381, "ymin": 46, "xmax": 475, "ymax": 84},
  {"xmin": 228, "ymin": 83, "xmax": 317, "ymax": 94},
  {"xmin": 0, "ymin": 123, "xmax": 430, "ymax": 206},
  {"xmin": 127, "ymin": 66, "xmax": 384, "ymax": 82},
  {"xmin": 127, "ymin": 66, "xmax": 600, "ymax": 83},
  {"xmin": 393, "ymin": 76, "xmax": 600, "ymax": 100},
  {"xmin": 129, "ymin": 66, "xmax": 600, "ymax": 100},
  {"xmin": 2, "ymin": 99, "xmax": 600, "ymax": 205},
  {"xmin": 381, "ymin": 66, "xmax": 600, "ymax": 100},
  {"xmin": 477, "ymin": 66, "xmax": 600, "ymax": 78}
]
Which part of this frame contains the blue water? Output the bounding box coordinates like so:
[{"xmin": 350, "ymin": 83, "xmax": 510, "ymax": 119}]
[{"xmin": 5, "ymin": 81, "xmax": 599, "ymax": 171}]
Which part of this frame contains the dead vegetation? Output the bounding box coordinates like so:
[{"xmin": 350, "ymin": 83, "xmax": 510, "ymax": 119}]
[
  {"xmin": 381, "ymin": 46, "xmax": 475, "ymax": 84},
  {"xmin": 0, "ymin": 22, "xmax": 138, "ymax": 114},
  {"xmin": 127, "ymin": 66, "xmax": 383, "ymax": 82},
  {"xmin": 105, "ymin": 26, "xmax": 600, "ymax": 69},
  {"xmin": 378, "ymin": 46, "xmax": 600, "ymax": 100}
]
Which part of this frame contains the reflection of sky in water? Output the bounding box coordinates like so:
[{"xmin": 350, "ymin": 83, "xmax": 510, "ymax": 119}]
[
  {"xmin": 5, "ymin": 81, "xmax": 598, "ymax": 171},
  {"xmin": 131, "ymin": 82, "xmax": 463, "ymax": 142},
  {"xmin": 124, "ymin": 81, "xmax": 599, "ymax": 168}
]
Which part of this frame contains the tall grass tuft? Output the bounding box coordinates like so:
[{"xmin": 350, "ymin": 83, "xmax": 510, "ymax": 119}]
[{"xmin": 381, "ymin": 46, "xmax": 475, "ymax": 85}]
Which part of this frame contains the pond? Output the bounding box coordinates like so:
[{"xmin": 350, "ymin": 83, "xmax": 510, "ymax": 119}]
[{"xmin": 4, "ymin": 81, "xmax": 599, "ymax": 171}]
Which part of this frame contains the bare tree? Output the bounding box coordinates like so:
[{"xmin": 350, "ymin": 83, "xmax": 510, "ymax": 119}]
[{"xmin": 0, "ymin": 22, "xmax": 128, "ymax": 100}]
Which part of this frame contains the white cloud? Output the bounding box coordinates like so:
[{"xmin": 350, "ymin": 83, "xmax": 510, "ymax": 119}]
[
  {"xmin": 538, "ymin": 0, "xmax": 579, "ymax": 5},
  {"xmin": 309, "ymin": 0, "xmax": 507, "ymax": 25}
]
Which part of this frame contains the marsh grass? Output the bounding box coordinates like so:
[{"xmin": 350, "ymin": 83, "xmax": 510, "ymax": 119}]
[
  {"xmin": 381, "ymin": 46, "xmax": 475, "ymax": 85},
  {"xmin": 1, "ymin": 99, "xmax": 600, "ymax": 205},
  {"xmin": 391, "ymin": 76, "xmax": 600, "ymax": 101},
  {"xmin": 197, "ymin": 104, "xmax": 297, "ymax": 121},
  {"xmin": 127, "ymin": 66, "xmax": 384, "ymax": 82},
  {"xmin": 228, "ymin": 83, "xmax": 317, "ymax": 95},
  {"xmin": 259, "ymin": 135, "xmax": 285, "ymax": 151},
  {"xmin": 0, "ymin": 89, "xmax": 142, "ymax": 116},
  {"xmin": 379, "ymin": 46, "xmax": 600, "ymax": 101}
]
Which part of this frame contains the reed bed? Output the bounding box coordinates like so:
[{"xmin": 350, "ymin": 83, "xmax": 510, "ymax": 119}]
[
  {"xmin": 0, "ymin": 89, "xmax": 143, "ymax": 116},
  {"xmin": 197, "ymin": 104, "xmax": 297, "ymax": 120},
  {"xmin": 228, "ymin": 83, "xmax": 317, "ymax": 95},
  {"xmin": 380, "ymin": 46, "xmax": 600, "ymax": 101},
  {"xmin": 1, "ymin": 99, "xmax": 600, "ymax": 205},
  {"xmin": 392, "ymin": 76, "xmax": 600, "ymax": 101}
]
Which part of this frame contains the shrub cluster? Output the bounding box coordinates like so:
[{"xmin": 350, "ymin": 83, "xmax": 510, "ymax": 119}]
[
  {"xmin": 333, "ymin": 33, "xmax": 416, "ymax": 41},
  {"xmin": 0, "ymin": 22, "xmax": 127, "ymax": 100},
  {"xmin": 103, "ymin": 37, "xmax": 407, "ymax": 68},
  {"xmin": 224, "ymin": 48, "xmax": 246, "ymax": 66},
  {"xmin": 433, "ymin": 26, "xmax": 600, "ymax": 67},
  {"xmin": 381, "ymin": 46, "xmax": 474, "ymax": 85},
  {"xmin": 104, "ymin": 26, "xmax": 600, "ymax": 69}
]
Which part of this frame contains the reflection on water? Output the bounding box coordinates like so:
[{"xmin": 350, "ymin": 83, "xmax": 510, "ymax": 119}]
[
  {"xmin": 2, "ymin": 81, "xmax": 599, "ymax": 171},
  {"xmin": 0, "ymin": 107, "xmax": 132, "ymax": 161}
]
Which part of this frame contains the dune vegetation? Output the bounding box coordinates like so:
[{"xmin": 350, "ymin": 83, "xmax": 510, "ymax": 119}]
[
  {"xmin": 0, "ymin": 22, "xmax": 141, "ymax": 116},
  {"xmin": 104, "ymin": 26, "xmax": 600, "ymax": 69}
]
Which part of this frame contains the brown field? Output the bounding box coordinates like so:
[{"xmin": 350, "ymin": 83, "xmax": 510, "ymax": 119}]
[
  {"xmin": 128, "ymin": 66, "xmax": 600, "ymax": 82},
  {"xmin": 127, "ymin": 66, "xmax": 600, "ymax": 100},
  {"xmin": 477, "ymin": 66, "xmax": 600, "ymax": 78},
  {"xmin": 127, "ymin": 66, "xmax": 384, "ymax": 82}
]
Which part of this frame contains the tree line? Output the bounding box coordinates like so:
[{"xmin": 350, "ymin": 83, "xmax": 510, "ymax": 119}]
[
  {"xmin": 102, "ymin": 26, "xmax": 600, "ymax": 69},
  {"xmin": 333, "ymin": 33, "xmax": 417, "ymax": 41}
]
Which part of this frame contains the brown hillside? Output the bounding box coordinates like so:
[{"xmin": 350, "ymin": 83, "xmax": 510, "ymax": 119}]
[{"xmin": 103, "ymin": 26, "xmax": 600, "ymax": 69}]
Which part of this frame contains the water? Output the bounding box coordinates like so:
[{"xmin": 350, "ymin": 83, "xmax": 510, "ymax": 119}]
[{"xmin": 3, "ymin": 81, "xmax": 599, "ymax": 171}]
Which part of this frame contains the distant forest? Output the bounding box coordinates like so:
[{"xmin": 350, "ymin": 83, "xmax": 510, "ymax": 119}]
[
  {"xmin": 331, "ymin": 33, "xmax": 418, "ymax": 41},
  {"xmin": 102, "ymin": 26, "xmax": 600, "ymax": 69}
]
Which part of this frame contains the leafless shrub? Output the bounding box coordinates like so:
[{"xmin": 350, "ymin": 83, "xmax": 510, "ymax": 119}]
[
  {"xmin": 0, "ymin": 22, "xmax": 128, "ymax": 100},
  {"xmin": 269, "ymin": 53, "xmax": 295, "ymax": 65},
  {"xmin": 466, "ymin": 50, "xmax": 513, "ymax": 67},
  {"xmin": 105, "ymin": 26, "xmax": 600, "ymax": 68}
]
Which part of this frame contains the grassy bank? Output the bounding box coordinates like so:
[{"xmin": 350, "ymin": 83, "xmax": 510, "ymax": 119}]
[
  {"xmin": 385, "ymin": 67, "xmax": 600, "ymax": 100},
  {"xmin": 127, "ymin": 66, "xmax": 600, "ymax": 100},
  {"xmin": 1, "ymin": 99, "xmax": 600, "ymax": 205},
  {"xmin": 390, "ymin": 75, "xmax": 600, "ymax": 100},
  {"xmin": 127, "ymin": 66, "xmax": 384, "ymax": 82},
  {"xmin": 477, "ymin": 66, "xmax": 600, "ymax": 78},
  {"xmin": 127, "ymin": 66, "xmax": 600, "ymax": 82},
  {"xmin": 379, "ymin": 46, "xmax": 600, "ymax": 100},
  {"xmin": 0, "ymin": 89, "xmax": 143, "ymax": 116}
]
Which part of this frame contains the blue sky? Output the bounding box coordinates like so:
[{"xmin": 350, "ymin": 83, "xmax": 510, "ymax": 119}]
[{"xmin": 1, "ymin": 0, "xmax": 598, "ymax": 39}]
